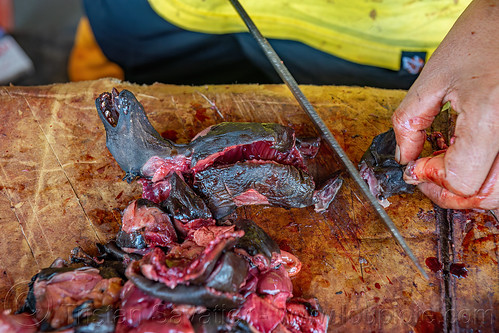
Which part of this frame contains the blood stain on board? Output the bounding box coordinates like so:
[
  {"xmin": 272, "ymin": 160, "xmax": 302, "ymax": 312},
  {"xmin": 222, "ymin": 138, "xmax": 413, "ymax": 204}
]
[
  {"xmin": 161, "ymin": 130, "xmax": 178, "ymax": 141},
  {"xmin": 82, "ymin": 153, "xmax": 94, "ymax": 161},
  {"xmin": 414, "ymin": 310, "xmax": 444, "ymax": 333},
  {"xmin": 115, "ymin": 190, "xmax": 124, "ymax": 201},
  {"xmin": 191, "ymin": 103, "xmax": 210, "ymax": 122},
  {"xmin": 425, "ymin": 257, "xmax": 443, "ymax": 272},
  {"xmin": 449, "ymin": 263, "xmax": 468, "ymax": 278},
  {"xmin": 87, "ymin": 208, "xmax": 121, "ymax": 234}
]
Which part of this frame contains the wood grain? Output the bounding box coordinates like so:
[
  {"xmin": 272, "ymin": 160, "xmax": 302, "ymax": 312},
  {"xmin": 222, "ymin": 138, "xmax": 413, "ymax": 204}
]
[{"xmin": 0, "ymin": 79, "xmax": 496, "ymax": 332}]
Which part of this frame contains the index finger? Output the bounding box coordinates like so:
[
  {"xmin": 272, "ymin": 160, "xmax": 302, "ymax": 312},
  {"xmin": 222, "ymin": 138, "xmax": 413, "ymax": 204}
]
[{"xmin": 392, "ymin": 80, "xmax": 447, "ymax": 165}]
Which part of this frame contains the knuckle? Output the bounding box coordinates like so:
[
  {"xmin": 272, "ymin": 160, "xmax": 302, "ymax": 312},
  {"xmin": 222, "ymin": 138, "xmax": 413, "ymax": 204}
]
[{"xmin": 391, "ymin": 112, "xmax": 404, "ymax": 130}]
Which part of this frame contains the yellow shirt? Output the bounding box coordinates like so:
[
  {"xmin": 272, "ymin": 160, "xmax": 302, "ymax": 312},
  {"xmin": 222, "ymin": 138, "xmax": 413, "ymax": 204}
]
[{"xmin": 148, "ymin": 0, "xmax": 471, "ymax": 71}]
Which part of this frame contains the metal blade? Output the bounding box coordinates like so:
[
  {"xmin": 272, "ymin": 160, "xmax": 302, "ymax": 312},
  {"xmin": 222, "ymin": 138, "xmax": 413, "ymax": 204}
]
[
  {"xmin": 490, "ymin": 210, "xmax": 499, "ymax": 223},
  {"xmin": 229, "ymin": 0, "xmax": 428, "ymax": 279}
]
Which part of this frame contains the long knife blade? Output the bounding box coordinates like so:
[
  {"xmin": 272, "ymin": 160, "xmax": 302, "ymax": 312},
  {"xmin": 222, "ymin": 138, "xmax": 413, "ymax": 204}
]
[{"xmin": 229, "ymin": 0, "xmax": 428, "ymax": 279}]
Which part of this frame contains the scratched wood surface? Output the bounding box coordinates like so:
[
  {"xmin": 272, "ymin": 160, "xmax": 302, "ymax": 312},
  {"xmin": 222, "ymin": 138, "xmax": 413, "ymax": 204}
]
[{"xmin": 0, "ymin": 78, "xmax": 496, "ymax": 332}]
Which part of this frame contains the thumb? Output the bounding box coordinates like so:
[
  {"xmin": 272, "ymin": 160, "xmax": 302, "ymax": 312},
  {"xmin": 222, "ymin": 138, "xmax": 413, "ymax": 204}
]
[{"xmin": 392, "ymin": 76, "xmax": 447, "ymax": 165}]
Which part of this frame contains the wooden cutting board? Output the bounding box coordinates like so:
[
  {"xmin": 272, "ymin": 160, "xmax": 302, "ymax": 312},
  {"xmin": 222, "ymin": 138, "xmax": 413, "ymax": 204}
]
[{"xmin": 0, "ymin": 78, "xmax": 497, "ymax": 332}]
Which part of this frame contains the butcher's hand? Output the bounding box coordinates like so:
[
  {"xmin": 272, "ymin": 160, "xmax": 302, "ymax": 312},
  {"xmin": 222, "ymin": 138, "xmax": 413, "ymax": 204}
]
[{"xmin": 391, "ymin": 0, "xmax": 499, "ymax": 213}]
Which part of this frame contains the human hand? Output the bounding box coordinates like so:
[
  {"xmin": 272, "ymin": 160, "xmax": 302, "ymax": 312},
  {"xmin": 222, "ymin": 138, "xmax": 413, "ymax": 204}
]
[{"xmin": 391, "ymin": 0, "xmax": 499, "ymax": 212}]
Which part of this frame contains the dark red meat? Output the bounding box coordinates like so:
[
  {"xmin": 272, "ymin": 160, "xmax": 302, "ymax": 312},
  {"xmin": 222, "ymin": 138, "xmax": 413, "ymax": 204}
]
[
  {"xmin": 0, "ymin": 312, "xmax": 37, "ymax": 333},
  {"xmin": 117, "ymin": 280, "xmax": 163, "ymax": 328},
  {"xmin": 283, "ymin": 298, "xmax": 329, "ymax": 333},
  {"xmin": 117, "ymin": 281, "xmax": 195, "ymax": 333},
  {"xmin": 138, "ymin": 177, "xmax": 172, "ymax": 204},
  {"xmin": 19, "ymin": 265, "xmax": 122, "ymax": 331},
  {"xmin": 188, "ymin": 122, "xmax": 306, "ymax": 172},
  {"xmin": 233, "ymin": 293, "xmax": 286, "ymax": 332},
  {"xmin": 118, "ymin": 199, "xmax": 177, "ymax": 248},
  {"xmin": 134, "ymin": 230, "xmax": 243, "ymax": 288}
]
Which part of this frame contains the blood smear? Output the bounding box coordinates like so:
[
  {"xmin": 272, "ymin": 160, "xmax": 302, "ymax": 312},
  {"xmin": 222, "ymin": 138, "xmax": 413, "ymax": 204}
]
[{"xmin": 449, "ymin": 263, "xmax": 468, "ymax": 278}]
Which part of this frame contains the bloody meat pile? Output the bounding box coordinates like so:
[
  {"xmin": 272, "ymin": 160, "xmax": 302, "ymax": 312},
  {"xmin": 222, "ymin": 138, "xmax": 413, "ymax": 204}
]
[{"xmin": 0, "ymin": 89, "xmax": 339, "ymax": 333}]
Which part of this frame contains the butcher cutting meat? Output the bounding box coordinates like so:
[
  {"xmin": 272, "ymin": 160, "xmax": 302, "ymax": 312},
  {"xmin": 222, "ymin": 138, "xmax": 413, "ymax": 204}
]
[
  {"xmin": 77, "ymin": 0, "xmax": 498, "ymax": 214},
  {"xmin": 0, "ymin": 0, "xmax": 497, "ymax": 332}
]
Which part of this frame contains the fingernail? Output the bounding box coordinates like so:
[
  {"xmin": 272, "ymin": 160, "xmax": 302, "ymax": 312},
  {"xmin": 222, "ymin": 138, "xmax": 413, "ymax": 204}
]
[
  {"xmin": 395, "ymin": 145, "xmax": 401, "ymax": 163},
  {"xmin": 403, "ymin": 161, "xmax": 419, "ymax": 184},
  {"xmin": 404, "ymin": 161, "xmax": 415, "ymax": 177}
]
